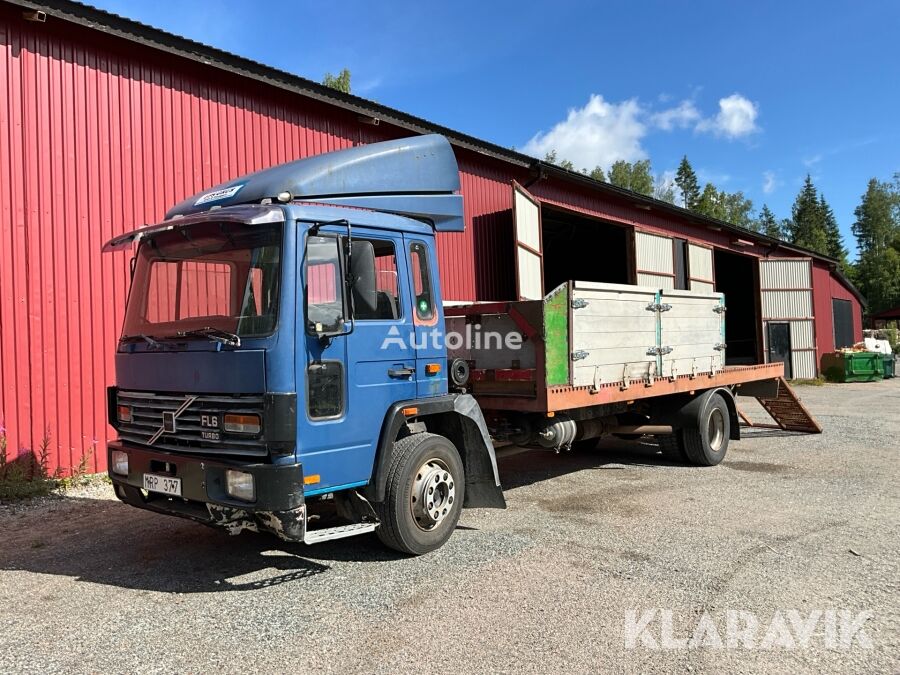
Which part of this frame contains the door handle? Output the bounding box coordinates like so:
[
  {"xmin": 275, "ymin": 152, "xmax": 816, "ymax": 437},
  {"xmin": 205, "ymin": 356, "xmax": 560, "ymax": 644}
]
[{"xmin": 388, "ymin": 367, "xmax": 415, "ymax": 378}]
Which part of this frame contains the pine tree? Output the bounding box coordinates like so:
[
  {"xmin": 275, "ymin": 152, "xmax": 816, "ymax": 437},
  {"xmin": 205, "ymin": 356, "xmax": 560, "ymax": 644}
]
[
  {"xmin": 675, "ymin": 156, "xmax": 700, "ymax": 210},
  {"xmin": 788, "ymin": 175, "xmax": 829, "ymax": 255},
  {"xmin": 819, "ymin": 194, "xmax": 848, "ymax": 267},
  {"xmin": 755, "ymin": 204, "xmax": 782, "ymax": 239}
]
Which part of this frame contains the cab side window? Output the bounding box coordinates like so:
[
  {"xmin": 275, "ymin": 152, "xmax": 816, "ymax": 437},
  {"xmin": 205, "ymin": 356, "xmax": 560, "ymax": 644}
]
[
  {"xmin": 354, "ymin": 238, "xmax": 401, "ymax": 320},
  {"xmin": 409, "ymin": 241, "xmax": 435, "ymax": 322}
]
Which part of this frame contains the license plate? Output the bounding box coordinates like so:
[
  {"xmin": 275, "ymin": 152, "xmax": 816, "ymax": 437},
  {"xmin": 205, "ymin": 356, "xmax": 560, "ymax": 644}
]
[{"xmin": 143, "ymin": 474, "xmax": 182, "ymax": 496}]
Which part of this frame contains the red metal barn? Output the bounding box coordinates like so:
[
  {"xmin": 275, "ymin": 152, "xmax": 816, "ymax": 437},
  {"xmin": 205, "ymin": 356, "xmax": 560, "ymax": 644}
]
[{"xmin": 0, "ymin": 0, "xmax": 864, "ymax": 474}]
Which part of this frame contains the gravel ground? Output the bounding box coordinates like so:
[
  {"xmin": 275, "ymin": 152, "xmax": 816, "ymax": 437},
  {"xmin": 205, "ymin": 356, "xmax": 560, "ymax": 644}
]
[{"xmin": 1, "ymin": 380, "xmax": 897, "ymax": 673}]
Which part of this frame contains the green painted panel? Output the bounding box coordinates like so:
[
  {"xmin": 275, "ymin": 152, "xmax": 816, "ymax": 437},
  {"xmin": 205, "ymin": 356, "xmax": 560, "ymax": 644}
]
[{"xmin": 544, "ymin": 283, "xmax": 570, "ymax": 386}]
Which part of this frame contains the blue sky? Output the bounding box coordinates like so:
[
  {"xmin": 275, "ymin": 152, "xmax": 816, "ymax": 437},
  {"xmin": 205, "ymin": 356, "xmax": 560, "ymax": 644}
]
[{"xmin": 91, "ymin": 0, "xmax": 900, "ymax": 255}]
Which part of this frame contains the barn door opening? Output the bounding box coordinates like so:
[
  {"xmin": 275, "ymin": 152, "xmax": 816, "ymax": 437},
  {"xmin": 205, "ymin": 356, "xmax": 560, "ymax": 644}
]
[
  {"xmin": 512, "ymin": 182, "xmax": 544, "ymax": 300},
  {"xmin": 540, "ymin": 205, "xmax": 630, "ymax": 291},
  {"xmin": 714, "ymin": 248, "xmax": 762, "ymax": 365}
]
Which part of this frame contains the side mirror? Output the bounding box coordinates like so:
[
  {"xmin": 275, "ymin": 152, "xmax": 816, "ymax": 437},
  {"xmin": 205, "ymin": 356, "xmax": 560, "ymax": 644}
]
[{"xmin": 350, "ymin": 240, "xmax": 377, "ymax": 317}]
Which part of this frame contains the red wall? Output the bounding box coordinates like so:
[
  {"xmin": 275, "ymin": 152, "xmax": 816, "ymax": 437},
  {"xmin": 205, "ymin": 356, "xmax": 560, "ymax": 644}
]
[
  {"xmin": 812, "ymin": 261, "xmax": 863, "ymax": 365},
  {"xmin": 0, "ymin": 7, "xmax": 518, "ymax": 472},
  {"xmin": 0, "ymin": 5, "xmax": 863, "ymax": 473}
]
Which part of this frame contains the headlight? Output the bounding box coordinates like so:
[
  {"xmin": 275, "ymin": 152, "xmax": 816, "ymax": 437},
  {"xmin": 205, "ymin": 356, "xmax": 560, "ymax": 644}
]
[
  {"xmin": 223, "ymin": 413, "xmax": 261, "ymax": 434},
  {"xmin": 111, "ymin": 450, "xmax": 129, "ymax": 476},
  {"xmin": 225, "ymin": 470, "xmax": 255, "ymax": 502},
  {"xmin": 117, "ymin": 405, "xmax": 133, "ymax": 423}
]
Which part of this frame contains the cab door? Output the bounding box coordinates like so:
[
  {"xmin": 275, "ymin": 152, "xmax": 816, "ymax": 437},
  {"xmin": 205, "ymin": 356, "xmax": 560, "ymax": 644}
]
[{"xmin": 298, "ymin": 226, "xmax": 416, "ymax": 496}]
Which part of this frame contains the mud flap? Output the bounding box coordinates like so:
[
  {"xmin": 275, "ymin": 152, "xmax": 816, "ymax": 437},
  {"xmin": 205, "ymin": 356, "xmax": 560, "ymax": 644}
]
[{"xmin": 453, "ymin": 394, "xmax": 507, "ymax": 509}]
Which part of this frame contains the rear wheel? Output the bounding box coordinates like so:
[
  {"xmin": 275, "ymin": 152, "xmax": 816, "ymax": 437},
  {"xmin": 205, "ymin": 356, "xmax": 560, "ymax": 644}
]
[
  {"xmin": 375, "ymin": 432, "xmax": 465, "ymax": 555},
  {"xmin": 657, "ymin": 433, "xmax": 688, "ymax": 462},
  {"xmin": 682, "ymin": 393, "xmax": 730, "ymax": 466}
]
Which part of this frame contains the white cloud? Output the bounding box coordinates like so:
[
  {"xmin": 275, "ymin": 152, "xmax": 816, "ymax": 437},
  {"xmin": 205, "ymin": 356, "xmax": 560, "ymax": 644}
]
[
  {"xmin": 762, "ymin": 170, "xmax": 777, "ymax": 194},
  {"xmin": 651, "ymin": 100, "xmax": 701, "ymax": 131},
  {"xmin": 521, "ymin": 95, "xmax": 647, "ymax": 170},
  {"xmin": 523, "ymin": 92, "xmax": 761, "ymax": 172},
  {"xmin": 697, "ymin": 94, "xmax": 759, "ymax": 138}
]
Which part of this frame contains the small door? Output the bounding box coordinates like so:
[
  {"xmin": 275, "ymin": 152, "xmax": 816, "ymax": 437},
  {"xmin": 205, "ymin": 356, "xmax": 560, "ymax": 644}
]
[
  {"xmin": 832, "ymin": 298, "xmax": 854, "ymax": 349},
  {"xmin": 512, "ymin": 182, "xmax": 544, "ymax": 300},
  {"xmin": 767, "ymin": 322, "xmax": 793, "ymax": 379}
]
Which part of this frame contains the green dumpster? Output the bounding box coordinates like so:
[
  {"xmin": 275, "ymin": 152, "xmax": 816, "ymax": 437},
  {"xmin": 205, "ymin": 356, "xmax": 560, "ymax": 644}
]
[
  {"xmin": 821, "ymin": 352, "xmax": 884, "ymax": 383},
  {"xmin": 883, "ymin": 353, "xmax": 895, "ymax": 379}
]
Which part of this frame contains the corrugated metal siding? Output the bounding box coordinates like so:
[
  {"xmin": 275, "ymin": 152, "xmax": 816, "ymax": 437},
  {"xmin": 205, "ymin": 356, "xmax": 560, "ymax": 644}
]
[
  {"xmin": 760, "ymin": 258, "xmax": 817, "ymax": 378},
  {"xmin": 761, "ymin": 292, "xmax": 814, "ymax": 319},
  {"xmin": 792, "ymin": 350, "xmax": 817, "ymax": 380},
  {"xmin": 635, "ymin": 230, "xmax": 674, "ymax": 289},
  {"xmin": 0, "ymin": 9, "xmax": 520, "ymax": 472},
  {"xmin": 688, "ymin": 243, "xmax": 714, "ymax": 285},
  {"xmin": 760, "ymin": 258, "xmax": 812, "ymax": 290}
]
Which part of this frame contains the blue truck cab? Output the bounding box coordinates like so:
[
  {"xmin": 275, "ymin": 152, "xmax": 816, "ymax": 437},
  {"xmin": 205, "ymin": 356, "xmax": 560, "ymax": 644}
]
[{"xmin": 104, "ymin": 135, "xmax": 504, "ymax": 555}]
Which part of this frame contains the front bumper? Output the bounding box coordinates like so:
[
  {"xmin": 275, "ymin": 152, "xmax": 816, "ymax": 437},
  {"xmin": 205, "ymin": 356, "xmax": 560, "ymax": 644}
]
[{"xmin": 108, "ymin": 441, "xmax": 306, "ymax": 540}]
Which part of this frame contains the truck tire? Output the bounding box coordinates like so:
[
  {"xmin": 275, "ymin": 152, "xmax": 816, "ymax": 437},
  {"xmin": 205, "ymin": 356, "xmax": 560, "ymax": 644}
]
[
  {"xmin": 682, "ymin": 393, "xmax": 730, "ymax": 466},
  {"xmin": 374, "ymin": 432, "xmax": 465, "ymax": 555},
  {"xmin": 656, "ymin": 433, "xmax": 688, "ymax": 462}
]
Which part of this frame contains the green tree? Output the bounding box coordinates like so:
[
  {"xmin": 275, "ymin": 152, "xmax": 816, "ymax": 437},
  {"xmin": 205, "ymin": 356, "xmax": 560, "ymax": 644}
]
[
  {"xmin": 720, "ymin": 190, "xmax": 754, "ymax": 228},
  {"xmin": 653, "ymin": 178, "xmax": 676, "ymax": 204},
  {"xmin": 788, "ymin": 175, "xmax": 829, "ymax": 255},
  {"xmin": 608, "ymin": 159, "xmax": 654, "ymax": 196},
  {"xmin": 675, "ymin": 156, "xmax": 700, "ymax": 210},
  {"xmin": 322, "ymin": 68, "xmax": 352, "ymax": 93},
  {"xmin": 819, "ymin": 194, "xmax": 848, "ymax": 268},
  {"xmin": 755, "ymin": 204, "xmax": 783, "ymax": 239},
  {"xmin": 589, "ymin": 166, "xmax": 606, "ymax": 182},
  {"xmin": 695, "ymin": 183, "xmax": 723, "ymax": 220},
  {"xmin": 852, "ymin": 178, "xmax": 900, "ymax": 313},
  {"xmin": 543, "ymin": 150, "xmax": 558, "ymax": 164}
]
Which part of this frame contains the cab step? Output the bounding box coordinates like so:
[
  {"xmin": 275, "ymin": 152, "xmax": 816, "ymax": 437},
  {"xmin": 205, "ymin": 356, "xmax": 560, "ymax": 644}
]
[{"xmin": 303, "ymin": 522, "xmax": 377, "ymax": 545}]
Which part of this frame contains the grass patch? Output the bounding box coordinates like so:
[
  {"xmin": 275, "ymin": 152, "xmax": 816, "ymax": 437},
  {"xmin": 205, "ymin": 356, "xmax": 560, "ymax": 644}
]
[
  {"xmin": 0, "ymin": 428, "xmax": 96, "ymax": 501},
  {"xmin": 789, "ymin": 377, "xmax": 827, "ymax": 386}
]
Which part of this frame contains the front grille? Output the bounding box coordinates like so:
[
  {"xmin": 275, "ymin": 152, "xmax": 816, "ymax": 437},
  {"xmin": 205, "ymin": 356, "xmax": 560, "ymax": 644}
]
[{"xmin": 117, "ymin": 390, "xmax": 267, "ymax": 457}]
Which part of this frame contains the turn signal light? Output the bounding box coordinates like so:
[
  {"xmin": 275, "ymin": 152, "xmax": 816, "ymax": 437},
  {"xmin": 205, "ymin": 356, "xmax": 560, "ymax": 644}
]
[
  {"xmin": 425, "ymin": 363, "xmax": 441, "ymax": 375},
  {"xmin": 117, "ymin": 405, "xmax": 133, "ymax": 423},
  {"xmin": 223, "ymin": 413, "xmax": 261, "ymax": 434}
]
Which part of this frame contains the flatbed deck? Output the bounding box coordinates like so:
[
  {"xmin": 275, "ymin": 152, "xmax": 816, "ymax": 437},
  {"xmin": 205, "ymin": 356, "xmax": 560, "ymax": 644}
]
[
  {"xmin": 471, "ymin": 363, "xmax": 784, "ymax": 413},
  {"xmin": 445, "ymin": 282, "xmax": 785, "ymax": 414}
]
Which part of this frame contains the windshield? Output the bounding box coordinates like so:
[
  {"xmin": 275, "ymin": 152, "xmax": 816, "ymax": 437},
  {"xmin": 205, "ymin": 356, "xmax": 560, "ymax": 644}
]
[{"xmin": 122, "ymin": 221, "xmax": 282, "ymax": 342}]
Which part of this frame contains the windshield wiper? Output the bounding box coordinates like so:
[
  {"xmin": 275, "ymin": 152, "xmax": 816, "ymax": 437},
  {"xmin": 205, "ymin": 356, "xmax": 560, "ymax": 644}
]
[
  {"xmin": 120, "ymin": 333, "xmax": 164, "ymax": 348},
  {"xmin": 175, "ymin": 327, "xmax": 241, "ymax": 347}
]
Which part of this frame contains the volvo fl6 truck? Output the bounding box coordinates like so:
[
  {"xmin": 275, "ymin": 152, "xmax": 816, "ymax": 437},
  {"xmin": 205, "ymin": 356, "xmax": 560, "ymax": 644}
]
[{"xmin": 104, "ymin": 135, "xmax": 791, "ymax": 555}]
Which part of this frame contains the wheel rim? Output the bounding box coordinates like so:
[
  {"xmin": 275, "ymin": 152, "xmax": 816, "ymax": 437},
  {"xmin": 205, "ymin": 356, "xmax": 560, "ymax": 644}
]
[
  {"xmin": 707, "ymin": 407, "xmax": 726, "ymax": 452},
  {"xmin": 410, "ymin": 458, "xmax": 456, "ymax": 531}
]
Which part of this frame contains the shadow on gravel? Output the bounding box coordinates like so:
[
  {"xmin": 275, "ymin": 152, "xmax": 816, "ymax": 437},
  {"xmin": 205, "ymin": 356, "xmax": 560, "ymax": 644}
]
[
  {"xmin": 0, "ymin": 496, "xmax": 411, "ymax": 592},
  {"xmin": 497, "ymin": 438, "xmax": 689, "ymax": 491}
]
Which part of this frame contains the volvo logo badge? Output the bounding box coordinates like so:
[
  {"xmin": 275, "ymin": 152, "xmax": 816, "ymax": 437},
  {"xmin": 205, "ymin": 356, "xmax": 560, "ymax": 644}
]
[{"xmin": 148, "ymin": 396, "xmax": 197, "ymax": 445}]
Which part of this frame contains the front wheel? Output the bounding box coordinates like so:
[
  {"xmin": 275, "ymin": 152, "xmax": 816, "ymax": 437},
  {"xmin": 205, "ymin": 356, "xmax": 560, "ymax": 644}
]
[
  {"xmin": 375, "ymin": 433, "xmax": 465, "ymax": 555},
  {"xmin": 682, "ymin": 393, "xmax": 731, "ymax": 466}
]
